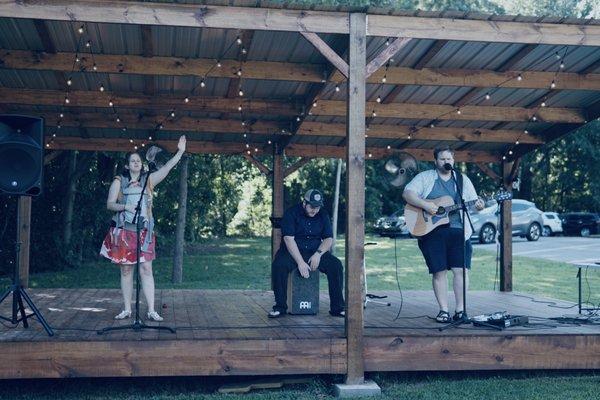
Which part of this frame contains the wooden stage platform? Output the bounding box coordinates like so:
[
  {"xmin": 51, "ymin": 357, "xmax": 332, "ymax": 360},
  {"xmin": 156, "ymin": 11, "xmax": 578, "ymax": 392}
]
[{"xmin": 1, "ymin": 289, "xmax": 599, "ymax": 379}]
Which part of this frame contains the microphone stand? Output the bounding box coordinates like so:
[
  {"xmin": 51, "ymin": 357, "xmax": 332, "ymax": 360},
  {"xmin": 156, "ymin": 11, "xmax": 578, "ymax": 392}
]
[
  {"xmin": 98, "ymin": 167, "xmax": 175, "ymax": 335},
  {"xmin": 440, "ymin": 168, "xmax": 501, "ymax": 331}
]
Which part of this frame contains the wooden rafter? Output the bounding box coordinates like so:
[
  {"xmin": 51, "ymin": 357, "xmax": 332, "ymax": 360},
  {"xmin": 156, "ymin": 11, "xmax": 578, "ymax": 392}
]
[
  {"xmin": 3, "ymin": 50, "xmax": 600, "ymax": 90},
  {"xmin": 284, "ymin": 158, "xmax": 312, "ymax": 177},
  {"xmin": 475, "ymin": 162, "xmax": 501, "ymax": 182},
  {"xmin": 2, "ymin": 88, "xmax": 584, "ymax": 123},
  {"xmin": 364, "ymin": 37, "xmax": 411, "ymax": 78},
  {"xmin": 0, "ymin": 2, "xmax": 598, "ymax": 45},
  {"xmin": 301, "ymin": 32, "xmax": 349, "ymax": 78},
  {"xmin": 45, "ymin": 137, "xmax": 499, "ymax": 162},
  {"xmin": 243, "ymin": 153, "xmax": 271, "ymax": 175},
  {"xmin": 0, "ymin": 109, "xmax": 541, "ymax": 144}
]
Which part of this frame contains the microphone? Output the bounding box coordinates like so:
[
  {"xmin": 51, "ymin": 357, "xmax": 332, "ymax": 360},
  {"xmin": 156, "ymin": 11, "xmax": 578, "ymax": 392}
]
[{"xmin": 443, "ymin": 163, "xmax": 454, "ymax": 171}]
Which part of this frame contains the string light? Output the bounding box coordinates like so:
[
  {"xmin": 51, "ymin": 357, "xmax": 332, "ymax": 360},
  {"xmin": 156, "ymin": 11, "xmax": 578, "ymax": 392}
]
[
  {"xmin": 312, "ymin": 101, "xmax": 318, "ymax": 108},
  {"xmin": 85, "ymin": 40, "xmax": 91, "ymax": 48},
  {"xmin": 64, "ymin": 97, "xmax": 70, "ymax": 104},
  {"xmin": 550, "ymin": 80, "xmax": 556, "ymax": 89},
  {"xmin": 376, "ymin": 96, "xmax": 381, "ymax": 103},
  {"xmin": 541, "ymin": 101, "xmax": 546, "ymax": 107},
  {"xmin": 59, "ymin": 113, "xmax": 64, "ymax": 118},
  {"xmin": 372, "ymin": 110, "xmax": 377, "ymax": 117},
  {"xmin": 560, "ymin": 62, "xmax": 565, "ymax": 69},
  {"xmin": 456, "ymin": 108, "xmax": 461, "ymax": 115},
  {"xmin": 381, "ymin": 76, "xmax": 387, "ymax": 83},
  {"xmin": 237, "ymin": 68, "xmax": 242, "ymax": 76},
  {"xmin": 216, "ymin": 60, "xmax": 222, "ymax": 68},
  {"xmin": 532, "ymin": 116, "xmax": 537, "ymax": 121},
  {"xmin": 170, "ymin": 111, "xmax": 176, "ymax": 118},
  {"xmin": 75, "ymin": 56, "xmax": 80, "ymax": 63},
  {"xmin": 335, "ymin": 85, "xmax": 340, "ymax": 92},
  {"xmin": 236, "ymin": 36, "xmax": 242, "ymax": 45},
  {"xmin": 268, "ymin": 140, "xmax": 272, "ymax": 144},
  {"xmin": 184, "ymin": 97, "xmax": 190, "ymax": 103},
  {"xmin": 430, "ymin": 123, "xmax": 435, "ymax": 128},
  {"xmin": 200, "ymin": 80, "xmax": 206, "ymax": 88},
  {"xmin": 555, "ymin": 52, "xmax": 561, "ymax": 59},
  {"xmin": 517, "ymin": 74, "xmax": 522, "ymax": 81},
  {"xmin": 116, "ymin": 117, "xmax": 121, "ymax": 123},
  {"xmin": 296, "ymin": 116, "xmax": 301, "ymax": 122},
  {"xmin": 485, "ymin": 93, "xmax": 491, "ymax": 100},
  {"xmin": 238, "ymin": 105, "xmax": 243, "ymax": 111},
  {"xmin": 92, "ymin": 63, "xmax": 97, "ymax": 71},
  {"xmin": 508, "ymin": 150, "xmax": 513, "ymax": 155},
  {"xmin": 385, "ymin": 38, "xmax": 390, "ymax": 46},
  {"xmin": 515, "ymin": 140, "xmax": 520, "ymax": 145},
  {"xmin": 109, "ymin": 100, "xmax": 114, "ymax": 107},
  {"xmin": 78, "ymin": 25, "xmax": 84, "ymax": 34},
  {"xmin": 386, "ymin": 145, "xmax": 391, "ymax": 149},
  {"xmin": 67, "ymin": 78, "xmax": 72, "ymax": 86},
  {"xmin": 238, "ymin": 89, "xmax": 244, "ymax": 97},
  {"xmin": 99, "ymin": 84, "xmax": 105, "ymax": 92},
  {"xmin": 241, "ymin": 48, "xmax": 247, "ymax": 54},
  {"xmin": 368, "ymin": 153, "xmax": 373, "ymax": 158}
]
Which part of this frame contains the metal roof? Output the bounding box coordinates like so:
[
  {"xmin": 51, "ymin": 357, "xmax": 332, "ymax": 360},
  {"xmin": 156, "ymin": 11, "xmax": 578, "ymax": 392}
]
[{"xmin": 0, "ymin": 3, "xmax": 599, "ymax": 160}]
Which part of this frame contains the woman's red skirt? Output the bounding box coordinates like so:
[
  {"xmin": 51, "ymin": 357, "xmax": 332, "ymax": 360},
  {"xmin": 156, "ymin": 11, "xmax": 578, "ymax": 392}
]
[{"xmin": 100, "ymin": 227, "xmax": 156, "ymax": 264}]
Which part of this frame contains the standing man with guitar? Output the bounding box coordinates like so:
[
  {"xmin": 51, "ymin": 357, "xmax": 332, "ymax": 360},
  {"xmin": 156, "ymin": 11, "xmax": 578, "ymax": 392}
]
[{"xmin": 403, "ymin": 146, "xmax": 485, "ymax": 323}]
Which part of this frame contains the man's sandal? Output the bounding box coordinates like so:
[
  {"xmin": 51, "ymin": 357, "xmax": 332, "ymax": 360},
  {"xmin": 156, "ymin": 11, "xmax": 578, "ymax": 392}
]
[{"xmin": 435, "ymin": 310, "xmax": 452, "ymax": 323}]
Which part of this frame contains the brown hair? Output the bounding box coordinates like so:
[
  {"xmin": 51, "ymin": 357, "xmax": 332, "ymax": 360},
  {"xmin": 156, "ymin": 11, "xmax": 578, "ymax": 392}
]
[{"xmin": 433, "ymin": 146, "xmax": 454, "ymax": 160}]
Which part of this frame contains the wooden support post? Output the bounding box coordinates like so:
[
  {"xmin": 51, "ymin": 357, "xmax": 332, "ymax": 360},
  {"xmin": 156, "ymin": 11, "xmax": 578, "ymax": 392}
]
[
  {"xmin": 345, "ymin": 12, "xmax": 366, "ymax": 385},
  {"xmin": 500, "ymin": 161, "xmax": 513, "ymax": 292},
  {"xmin": 172, "ymin": 156, "xmax": 189, "ymax": 284},
  {"xmin": 17, "ymin": 196, "xmax": 32, "ymax": 288},
  {"xmin": 271, "ymin": 144, "xmax": 284, "ymax": 260}
]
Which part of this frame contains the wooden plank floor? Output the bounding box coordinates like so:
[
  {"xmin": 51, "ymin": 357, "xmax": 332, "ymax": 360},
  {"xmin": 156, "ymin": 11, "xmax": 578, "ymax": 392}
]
[{"xmin": 0, "ymin": 289, "xmax": 599, "ymax": 378}]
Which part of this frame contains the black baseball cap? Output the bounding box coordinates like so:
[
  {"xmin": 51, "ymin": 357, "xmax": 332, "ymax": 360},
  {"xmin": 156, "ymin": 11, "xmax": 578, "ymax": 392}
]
[{"xmin": 304, "ymin": 189, "xmax": 324, "ymax": 207}]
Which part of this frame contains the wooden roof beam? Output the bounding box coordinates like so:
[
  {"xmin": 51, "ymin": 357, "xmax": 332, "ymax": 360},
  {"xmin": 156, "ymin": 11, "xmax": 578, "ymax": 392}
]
[
  {"xmin": 1, "ymin": 2, "xmax": 599, "ymax": 45},
  {"xmin": 3, "ymin": 50, "xmax": 600, "ymax": 90},
  {"xmin": 45, "ymin": 136, "xmax": 499, "ymax": 162}
]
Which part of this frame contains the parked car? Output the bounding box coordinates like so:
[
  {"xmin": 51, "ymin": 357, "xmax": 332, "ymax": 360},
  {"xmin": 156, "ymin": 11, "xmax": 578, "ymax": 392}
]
[
  {"xmin": 560, "ymin": 212, "xmax": 600, "ymax": 237},
  {"xmin": 541, "ymin": 212, "xmax": 563, "ymax": 236},
  {"xmin": 374, "ymin": 210, "xmax": 409, "ymax": 237},
  {"xmin": 470, "ymin": 199, "xmax": 544, "ymax": 244}
]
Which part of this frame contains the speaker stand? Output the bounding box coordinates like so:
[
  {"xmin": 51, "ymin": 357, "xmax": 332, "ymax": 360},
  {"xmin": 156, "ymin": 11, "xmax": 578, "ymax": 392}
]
[{"xmin": 0, "ymin": 237, "xmax": 54, "ymax": 336}]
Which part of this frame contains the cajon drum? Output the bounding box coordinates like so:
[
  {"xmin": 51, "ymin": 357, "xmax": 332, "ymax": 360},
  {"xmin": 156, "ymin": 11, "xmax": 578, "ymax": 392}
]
[{"xmin": 286, "ymin": 269, "xmax": 319, "ymax": 315}]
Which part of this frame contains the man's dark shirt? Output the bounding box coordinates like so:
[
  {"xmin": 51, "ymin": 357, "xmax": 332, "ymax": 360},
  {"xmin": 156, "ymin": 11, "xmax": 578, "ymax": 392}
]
[{"xmin": 280, "ymin": 203, "xmax": 333, "ymax": 253}]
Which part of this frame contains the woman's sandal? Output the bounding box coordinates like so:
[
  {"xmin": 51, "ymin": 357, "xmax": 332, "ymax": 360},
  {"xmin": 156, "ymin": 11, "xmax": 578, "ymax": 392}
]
[
  {"xmin": 114, "ymin": 310, "xmax": 131, "ymax": 320},
  {"xmin": 435, "ymin": 310, "xmax": 452, "ymax": 323},
  {"xmin": 453, "ymin": 311, "xmax": 466, "ymax": 321}
]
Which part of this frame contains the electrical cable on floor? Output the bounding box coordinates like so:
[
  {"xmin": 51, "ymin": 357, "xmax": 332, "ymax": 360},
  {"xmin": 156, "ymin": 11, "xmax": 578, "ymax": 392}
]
[{"xmin": 393, "ymin": 236, "xmax": 404, "ymax": 320}]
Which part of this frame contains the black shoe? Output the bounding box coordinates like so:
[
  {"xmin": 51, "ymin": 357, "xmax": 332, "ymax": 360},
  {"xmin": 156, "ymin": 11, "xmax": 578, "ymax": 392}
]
[
  {"xmin": 329, "ymin": 310, "xmax": 345, "ymax": 317},
  {"xmin": 268, "ymin": 310, "xmax": 284, "ymax": 318}
]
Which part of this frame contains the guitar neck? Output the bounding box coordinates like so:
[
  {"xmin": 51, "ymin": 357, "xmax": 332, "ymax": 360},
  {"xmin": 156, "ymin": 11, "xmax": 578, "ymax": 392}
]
[{"xmin": 443, "ymin": 199, "xmax": 477, "ymax": 213}]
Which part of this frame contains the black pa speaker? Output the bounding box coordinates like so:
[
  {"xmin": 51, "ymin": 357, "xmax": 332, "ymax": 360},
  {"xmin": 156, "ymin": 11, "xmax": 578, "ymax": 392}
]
[{"xmin": 0, "ymin": 115, "xmax": 44, "ymax": 196}]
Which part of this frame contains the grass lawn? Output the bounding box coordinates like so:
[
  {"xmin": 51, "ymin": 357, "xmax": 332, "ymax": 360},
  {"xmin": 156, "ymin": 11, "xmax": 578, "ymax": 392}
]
[{"xmin": 1, "ymin": 235, "xmax": 599, "ymax": 399}]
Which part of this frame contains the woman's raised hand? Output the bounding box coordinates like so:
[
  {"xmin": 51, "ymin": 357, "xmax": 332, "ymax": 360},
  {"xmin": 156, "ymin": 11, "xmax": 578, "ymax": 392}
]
[{"xmin": 177, "ymin": 135, "xmax": 186, "ymax": 153}]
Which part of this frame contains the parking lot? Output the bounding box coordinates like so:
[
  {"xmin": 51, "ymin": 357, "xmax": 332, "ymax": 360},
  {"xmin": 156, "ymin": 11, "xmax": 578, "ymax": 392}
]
[{"xmin": 474, "ymin": 236, "xmax": 599, "ymax": 263}]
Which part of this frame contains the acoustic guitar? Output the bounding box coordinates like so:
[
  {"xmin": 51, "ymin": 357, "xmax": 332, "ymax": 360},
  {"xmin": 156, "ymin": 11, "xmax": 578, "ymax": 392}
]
[{"xmin": 404, "ymin": 191, "xmax": 512, "ymax": 237}]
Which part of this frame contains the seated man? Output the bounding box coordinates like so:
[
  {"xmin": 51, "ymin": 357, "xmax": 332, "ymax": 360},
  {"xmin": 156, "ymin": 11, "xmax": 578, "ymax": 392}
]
[{"xmin": 269, "ymin": 189, "xmax": 345, "ymax": 318}]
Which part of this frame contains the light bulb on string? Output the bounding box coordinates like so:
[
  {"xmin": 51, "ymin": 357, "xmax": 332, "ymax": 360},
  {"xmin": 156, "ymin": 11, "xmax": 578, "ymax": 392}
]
[
  {"xmin": 555, "ymin": 52, "xmax": 561, "ymax": 59},
  {"xmin": 238, "ymin": 105, "xmax": 242, "ymax": 111},
  {"xmin": 99, "ymin": 84, "xmax": 105, "ymax": 92},
  {"xmin": 560, "ymin": 62, "xmax": 565, "ymax": 69},
  {"xmin": 550, "ymin": 80, "xmax": 556, "ymax": 89},
  {"xmin": 456, "ymin": 108, "xmax": 461, "ymax": 115},
  {"xmin": 268, "ymin": 140, "xmax": 272, "ymax": 145},
  {"xmin": 92, "ymin": 64, "xmax": 98, "ymax": 71},
  {"xmin": 65, "ymin": 97, "xmax": 70, "ymax": 104},
  {"xmin": 241, "ymin": 48, "xmax": 247, "ymax": 54},
  {"xmin": 116, "ymin": 117, "xmax": 121, "ymax": 123},
  {"xmin": 200, "ymin": 80, "xmax": 206, "ymax": 88},
  {"xmin": 67, "ymin": 78, "xmax": 72, "ymax": 86},
  {"xmin": 515, "ymin": 140, "xmax": 519, "ymax": 145},
  {"xmin": 508, "ymin": 150, "xmax": 513, "ymax": 155},
  {"xmin": 335, "ymin": 85, "xmax": 340, "ymax": 92},
  {"xmin": 217, "ymin": 60, "xmax": 222, "ymax": 68},
  {"xmin": 517, "ymin": 74, "xmax": 522, "ymax": 81},
  {"xmin": 85, "ymin": 40, "xmax": 91, "ymax": 48},
  {"xmin": 541, "ymin": 101, "xmax": 546, "ymax": 107},
  {"xmin": 184, "ymin": 97, "xmax": 190, "ymax": 103},
  {"xmin": 170, "ymin": 111, "xmax": 176, "ymax": 118},
  {"xmin": 386, "ymin": 145, "xmax": 391, "ymax": 150},
  {"xmin": 59, "ymin": 113, "xmax": 64, "ymax": 118},
  {"xmin": 381, "ymin": 76, "xmax": 387, "ymax": 83},
  {"xmin": 430, "ymin": 123, "xmax": 435, "ymax": 128},
  {"xmin": 385, "ymin": 38, "xmax": 390, "ymax": 46},
  {"xmin": 296, "ymin": 116, "xmax": 301, "ymax": 122},
  {"xmin": 109, "ymin": 100, "xmax": 114, "ymax": 107},
  {"xmin": 129, "ymin": 139, "xmax": 133, "ymax": 143},
  {"xmin": 237, "ymin": 68, "xmax": 242, "ymax": 76},
  {"xmin": 236, "ymin": 36, "xmax": 242, "ymax": 45},
  {"xmin": 485, "ymin": 93, "xmax": 491, "ymax": 100},
  {"xmin": 524, "ymin": 129, "xmax": 529, "ymax": 134},
  {"xmin": 75, "ymin": 56, "xmax": 80, "ymax": 63},
  {"xmin": 372, "ymin": 110, "xmax": 377, "ymax": 117},
  {"xmin": 376, "ymin": 96, "xmax": 381, "ymax": 103},
  {"xmin": 78, "ymin": 25, "xmax": 84, "ymax": 34},
  {"xmin": 502, "ymin": 155, "xmax": 507, "ymax": 160},
  {"xmin": 238, "ymin": 89, "xmax": 244, "ymax": 97}
]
